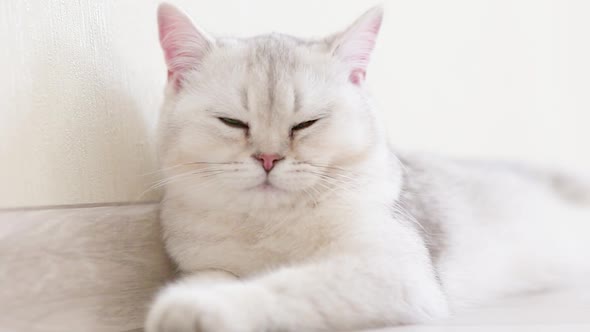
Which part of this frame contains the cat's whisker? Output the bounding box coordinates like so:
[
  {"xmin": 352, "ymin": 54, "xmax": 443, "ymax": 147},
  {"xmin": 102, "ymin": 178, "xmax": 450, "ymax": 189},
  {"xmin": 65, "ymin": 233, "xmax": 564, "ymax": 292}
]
[
  {"xmin": 305, "ymin": 165, "xmax": 363, "ymax": 183},
  {"xmin": 159, "ymin": 176, "xmax": 225, "ymax": 202},
  {"xmin": 320, "ymin": 171, "xmax": 359, "ymax": 183},
  {"xmin": 141, "ymin": 163, "xmax": 194, "ymax": 176},
  {"xmin": 309, "ymin": 163, "xmax": 361, "ymax": 175},
  {"xmin": 308, "ymin": 173, "xmax": 360, "ymax": 202},
  {"xmin": 392, "ymin": 155, "xmax": 409, "ymax": 173},
  {"xmin": 300, "ymin": 188, "xmax": 318, "ymax": 207},
  {"xmin": 303, "ymin": 170, "xmax": 361, "ymax": 189},
  {"xmin": 139, "ymin": 161, "xmax": 242, "ymax": 178},
  {"xmin": 183, "ymin": 161, "xmax": 244, "ymax": 166},
  {"xmin": 391, "ymin": 201, "xmax": 428, "ymax": 234},
  {"xmin": 137, "ymin": 167, "xmax": 235, "ymax": 200}
]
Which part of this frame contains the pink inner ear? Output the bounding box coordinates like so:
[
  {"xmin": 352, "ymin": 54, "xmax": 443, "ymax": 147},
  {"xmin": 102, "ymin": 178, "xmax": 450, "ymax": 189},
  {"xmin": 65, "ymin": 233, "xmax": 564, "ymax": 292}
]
[
  {"xmin": 349, "ymin": 69, "xmax": 366, "ymax": 85},
  {"xmin": 334, "ymin": 6, "xmax": 383, "ymax": 86},
  {"xmin": 158, "ymin": 4, "xmax": 211, "ymax": 90},
  {"xmin": 167, "ymin": 70, "xmax": 182, "ymax": 90}
]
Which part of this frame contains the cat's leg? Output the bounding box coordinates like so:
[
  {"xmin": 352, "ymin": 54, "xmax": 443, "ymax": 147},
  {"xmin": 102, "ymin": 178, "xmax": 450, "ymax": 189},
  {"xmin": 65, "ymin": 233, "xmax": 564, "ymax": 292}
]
[{"xmin": 146, "ymin": 249, "xmax": 449, "ymax": 331}]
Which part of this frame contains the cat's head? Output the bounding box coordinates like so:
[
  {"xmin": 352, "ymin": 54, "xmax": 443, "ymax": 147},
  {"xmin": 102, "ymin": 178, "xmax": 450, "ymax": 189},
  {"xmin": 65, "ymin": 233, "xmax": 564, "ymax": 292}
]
[{"xmin": 156, "ymin": 3, "xmax": 386, "ymax": 209}]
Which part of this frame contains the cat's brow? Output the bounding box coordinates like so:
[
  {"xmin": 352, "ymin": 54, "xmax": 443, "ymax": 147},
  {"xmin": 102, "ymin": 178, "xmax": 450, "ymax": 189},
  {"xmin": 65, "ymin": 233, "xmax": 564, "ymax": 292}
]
[
  {"xmin": 293, "ymin": 88, "xmax": 301, "ymax": 113},
  {"xmin": 241, "ymin": 88, "xmax": 249, "ymax": 112},
  {"xmin": 266, "ymin": 59, "xmax": 277, "ymax": 112}
]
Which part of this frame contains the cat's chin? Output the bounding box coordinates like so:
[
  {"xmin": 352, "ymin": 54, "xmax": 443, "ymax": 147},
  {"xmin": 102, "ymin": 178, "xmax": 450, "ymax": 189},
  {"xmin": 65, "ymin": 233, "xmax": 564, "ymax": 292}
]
[
  {"xmin": 241, "ymin": 181, "xmax": 315, "ymax": 209},
  {"xmin": 251, "ymin": 182, "xmax": 284, "ymax": 193}
]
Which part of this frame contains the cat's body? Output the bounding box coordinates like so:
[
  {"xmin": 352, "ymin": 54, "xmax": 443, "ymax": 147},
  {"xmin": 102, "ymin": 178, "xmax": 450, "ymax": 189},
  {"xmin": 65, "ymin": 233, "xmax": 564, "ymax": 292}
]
[
  {"xmin": 147, "ymin": 4, "xmax": 589, "ymax": 332},
  {"xmin": 397, "ymin": 154, "xmax": 590, "ymax": 305}
]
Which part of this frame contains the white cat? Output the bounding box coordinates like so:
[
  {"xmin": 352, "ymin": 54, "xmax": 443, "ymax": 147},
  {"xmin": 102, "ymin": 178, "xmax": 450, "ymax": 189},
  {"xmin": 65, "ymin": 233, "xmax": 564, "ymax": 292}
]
[{"xmin": 146, "ymin": 3, "xmax": 590, "ymax": 331}]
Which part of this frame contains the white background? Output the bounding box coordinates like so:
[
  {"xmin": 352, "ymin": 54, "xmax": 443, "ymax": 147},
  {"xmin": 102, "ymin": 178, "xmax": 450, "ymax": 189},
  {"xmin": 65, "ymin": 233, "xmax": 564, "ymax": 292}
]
[{"xmin": 1, "ymin": 0, "xmax": 589, "ymax": 208}]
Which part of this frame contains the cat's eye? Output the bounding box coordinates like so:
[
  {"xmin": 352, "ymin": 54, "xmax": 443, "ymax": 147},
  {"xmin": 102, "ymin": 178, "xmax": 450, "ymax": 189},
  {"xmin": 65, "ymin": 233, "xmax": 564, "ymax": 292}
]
[
  {"xmin": 291, "ymin": 119, "xmax": 318, "ymax": 133},
  {"xmin": 218, "ymin": 117, "xmax": 249, "ymax": 130}
]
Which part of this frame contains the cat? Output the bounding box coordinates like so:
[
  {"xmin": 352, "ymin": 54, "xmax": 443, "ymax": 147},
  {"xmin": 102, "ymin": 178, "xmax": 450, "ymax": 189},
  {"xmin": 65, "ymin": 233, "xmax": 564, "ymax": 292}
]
[{"xmin": 146, "ymin": 3, "xmax": 590, "ymax": 332}]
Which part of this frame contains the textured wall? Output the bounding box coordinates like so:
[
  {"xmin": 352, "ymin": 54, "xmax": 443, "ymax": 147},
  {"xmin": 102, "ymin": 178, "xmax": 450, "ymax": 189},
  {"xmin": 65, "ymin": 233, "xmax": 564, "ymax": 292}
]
[
  {"xmin": 0, "ymin": 1, "xmax": 164, "ymax": 207},
  {"xmin": 1, "ymin": 0, "xmax": 589, "ymax": 208}
]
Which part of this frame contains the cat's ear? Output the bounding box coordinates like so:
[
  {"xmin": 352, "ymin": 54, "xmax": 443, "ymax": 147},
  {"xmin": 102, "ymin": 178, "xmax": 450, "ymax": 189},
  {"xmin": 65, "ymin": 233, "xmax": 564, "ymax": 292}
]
[
  {"xmin": 330, "ymin": 6, "xmax": 383, "ymax": 85},
  {"xmin": 157, "ymin": 3, "xmax": 214, "ymax": 89}
]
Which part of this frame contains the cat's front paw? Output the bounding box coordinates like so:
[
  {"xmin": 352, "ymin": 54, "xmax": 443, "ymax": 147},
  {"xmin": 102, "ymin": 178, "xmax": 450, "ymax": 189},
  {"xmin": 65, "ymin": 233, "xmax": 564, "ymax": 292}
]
[{"xmin": 145, "ymin": 283, "xmax": 267, "ymax": 332}]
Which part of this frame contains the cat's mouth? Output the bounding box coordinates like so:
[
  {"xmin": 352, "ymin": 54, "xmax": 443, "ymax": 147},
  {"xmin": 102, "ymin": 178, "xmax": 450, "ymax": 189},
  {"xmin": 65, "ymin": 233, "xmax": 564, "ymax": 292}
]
[{"xmin": 252, "ymin": 179, "xmax": 283, "ymax": 192}]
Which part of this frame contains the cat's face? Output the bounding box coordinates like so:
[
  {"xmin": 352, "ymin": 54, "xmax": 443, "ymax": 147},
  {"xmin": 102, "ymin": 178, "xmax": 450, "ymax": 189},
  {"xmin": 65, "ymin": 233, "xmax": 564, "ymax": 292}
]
[{"xmin": 157, "ymin": 4, "xmax": 384, "ymax": 209}]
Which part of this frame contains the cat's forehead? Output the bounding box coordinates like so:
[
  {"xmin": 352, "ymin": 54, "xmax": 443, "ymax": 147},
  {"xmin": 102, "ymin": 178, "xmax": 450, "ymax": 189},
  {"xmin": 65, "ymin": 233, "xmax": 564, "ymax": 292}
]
[
  {"xmin": 209, "ymin": 35, "xmax": 332, "ymax": 116},
  {"xmin": 217, "ymin": 34, "xmax": 329, "ymax": 75}
]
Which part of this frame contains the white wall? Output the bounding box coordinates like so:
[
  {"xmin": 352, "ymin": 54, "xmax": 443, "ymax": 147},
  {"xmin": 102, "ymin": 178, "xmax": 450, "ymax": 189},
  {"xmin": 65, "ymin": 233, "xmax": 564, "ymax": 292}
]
[{"xmin": 1, "ymin": 0, "xmax": 589, "ymax": 208}]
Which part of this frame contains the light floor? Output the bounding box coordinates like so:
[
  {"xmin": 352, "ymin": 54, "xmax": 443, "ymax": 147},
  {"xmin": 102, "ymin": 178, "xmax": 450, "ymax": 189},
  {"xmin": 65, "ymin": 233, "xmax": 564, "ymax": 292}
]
[
  {"xmin": 368, "ymin": 289, "xmax": 590, "ymax": 332},
  {"xmin": 1, "ymin": 203, "xmax": 588, "ymax": 332}
]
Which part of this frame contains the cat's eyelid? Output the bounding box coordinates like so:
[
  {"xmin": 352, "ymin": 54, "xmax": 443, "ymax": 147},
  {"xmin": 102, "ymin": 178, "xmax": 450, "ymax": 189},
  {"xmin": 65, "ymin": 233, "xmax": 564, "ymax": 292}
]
[
  {"xmin": 291, "ymin": 117, "xmax": 324, "ymax": 134},
  {"xmin": 217, "ymin": 116, "xmax": 249, "ymax": 129},
  {"xmin": 211, "ymin": 111, "xmax": 244, "ymax": 121},
  {"xmin": 297, "ymin": 112, "xmax": 329, "ymax": 123}
]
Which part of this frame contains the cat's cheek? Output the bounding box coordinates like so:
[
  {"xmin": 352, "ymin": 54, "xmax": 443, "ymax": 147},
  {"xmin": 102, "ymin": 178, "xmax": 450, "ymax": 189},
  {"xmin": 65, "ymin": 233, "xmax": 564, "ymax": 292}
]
[{"xmin": 145, "ymin": 283, "xmax": 271, "ymax": 332}]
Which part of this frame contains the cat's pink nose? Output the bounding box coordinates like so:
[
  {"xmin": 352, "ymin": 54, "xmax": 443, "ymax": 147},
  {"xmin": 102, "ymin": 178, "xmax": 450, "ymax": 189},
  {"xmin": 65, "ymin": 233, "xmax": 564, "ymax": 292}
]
[{"xmin": 254, "ymin": 153, "xmax": 283, "ymax": 172}]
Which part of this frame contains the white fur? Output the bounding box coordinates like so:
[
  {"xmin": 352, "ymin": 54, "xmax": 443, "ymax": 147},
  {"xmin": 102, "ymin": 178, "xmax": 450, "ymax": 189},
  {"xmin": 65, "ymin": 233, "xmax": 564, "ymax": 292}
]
[{"xmin": 146, "ymin": 4, "xmax": 590, "ymax": 332}]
